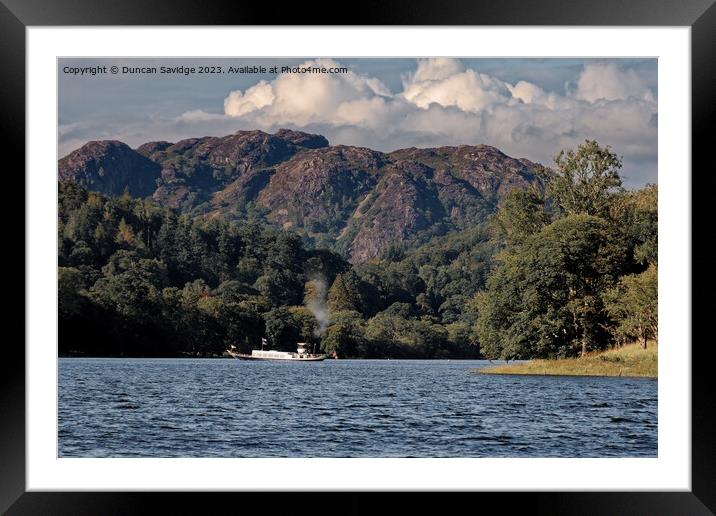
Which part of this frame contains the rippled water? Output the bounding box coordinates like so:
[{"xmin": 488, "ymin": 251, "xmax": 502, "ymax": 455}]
[{"xmin": 58, "ymin": 358, "xmax": 657, "ymax": 457}]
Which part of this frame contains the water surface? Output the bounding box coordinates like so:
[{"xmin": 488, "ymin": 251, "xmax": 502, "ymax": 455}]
[{"xmin": 59, "ymin": 358, "xmax": 657, "ymax": 457}]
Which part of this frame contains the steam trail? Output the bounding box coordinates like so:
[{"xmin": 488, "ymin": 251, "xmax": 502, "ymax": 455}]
[{"xmin": 306, "ymin": 277, "xmax": 329, "ymax": 337}]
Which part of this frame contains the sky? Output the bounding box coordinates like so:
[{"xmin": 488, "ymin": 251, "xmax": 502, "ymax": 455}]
[{"xmin": 59, "ymin": 57, "xmax": 657, "ymax": 187}]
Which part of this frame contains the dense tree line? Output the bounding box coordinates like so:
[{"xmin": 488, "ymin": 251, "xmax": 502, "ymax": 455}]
[
  {"xmin": 474, "ymin": 141, "xmax": 658, "ymax": 359},
  {"xmin": 58, "ymin": 182, "xmax": 483, "ymax": 357},
  {"xmin": 58, "ymin": 140, "xmax": 657, "ymax": 359},
  {"xmin": 59, "ymin": 182, "xmax": 341, "ymax": 356}
]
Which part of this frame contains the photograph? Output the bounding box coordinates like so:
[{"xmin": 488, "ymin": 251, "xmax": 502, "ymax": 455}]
[
  {"xmin": 4, "ymin": 5, "xmax": 710, "ymax": 510},
  {"xmin": 57, "ymin": 56, "xmax": 659, "ymax": 459}
]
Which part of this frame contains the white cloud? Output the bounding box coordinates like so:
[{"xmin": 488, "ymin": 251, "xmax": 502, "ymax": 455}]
[
  {"xmin": 177, "ymin": 109, "xmax": 226, "ymax": 122},
  {"xmin": 224, "ymin": 80, "xmax": 275, "ymax": 116},
  {"xmin": 402, "ymin": 67, "xmax": 512, "ymax": 112},
  {"xmin": 508, "ymin": 81, "xmax": 548, "ymax": 105},
  {"xmin": 573, "ymin": 62, "xmax": 655, "ymax": 103},
  {"xmin": 410, "ymin": 57, "xmax": 465, "ymax": 82},
  {"xmin": 221, "ymin": 58, "xmax": 392, "ymax": 127}
]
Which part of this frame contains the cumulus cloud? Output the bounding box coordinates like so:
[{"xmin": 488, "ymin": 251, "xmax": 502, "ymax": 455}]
[
  {"xmin": 411, "ymin": 57, "xmax": 465, "ymax": 82},
  {"xmin": 211, "ymin": 58, "xmax": 657, "ymax": 184},
  {"xmin": 221, "ymin": 58, "xmax": 392, "ymax": 127},
  {"xmin": 508, "ymin": 81, "xmax": 549, "ymax": 105},
  {"xmin": 402, "ymin": 67, "xmax": 512, "ymax": 112},
  {"xmin": 224, "ymin": 80, "xmax": 275, "ymax": 116},
  {"xmin": 573, "ymin": 62, "xmax": 655, "ymax": 103}
]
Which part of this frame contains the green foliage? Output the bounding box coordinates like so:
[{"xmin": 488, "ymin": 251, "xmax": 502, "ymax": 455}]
[
  {"xmin": 476, "ymin": 214, "xmax": 631, "ymax": 359},
  {"xmin": 622, "ymin": 184, "xmax": 658, "ymax": 265},
  {"xmin": 379, "ymin": 243, "xmax": 407, "ymax": 262},
  {"xmin": 58, "ymin": 267, "xmax": 87, "ymax": 319},
  {"xmin": 321, "ymin": 310, "xmax": 366, "ymax": 357},
  {"xmin": 549, "ymin": 140, "xmax": 624, "ymax": 218},
  {"xmin": 57, "ymin": 182, "xmax": 345, "ymax": 357},
  {"xmin": 362, "ymin": 311, "xmax": 451, "ymax": 358},
  {"xmin": 492, "ymin": 187, "xmax": 550, "ymax": 244},
  {"xmin": 476, "ymin": 147, "xmax": 657, "ymax": 360},
  {"xmin": 327, "ymin": 273, "xmax": 359, "ymax": 312},
  {"xmin": 603, "ymin": 264, "xmax": 658, "ymax": 347},
  {"xmin": 289, "ymin": 306, "xmax": 320, "ymax": 345},
  {"xmin": 264, "ymin": 307, "xmax": 301, "ymax": 351}
]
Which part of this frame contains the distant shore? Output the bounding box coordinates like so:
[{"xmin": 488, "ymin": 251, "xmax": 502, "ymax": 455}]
[
  {"xmin": 57, "ymin": 354, "xmax": 478, "ymax": 360},
  {"xmin": 476, "ymin": 342, "xmax": 657, "ymax": 378}
]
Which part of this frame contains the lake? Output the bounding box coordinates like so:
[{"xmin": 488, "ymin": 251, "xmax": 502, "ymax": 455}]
[{"xmin": 58, "ymin": 358, "xmax": 657, "ymax": 457}]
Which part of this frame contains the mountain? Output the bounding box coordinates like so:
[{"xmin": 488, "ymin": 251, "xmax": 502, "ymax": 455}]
[
  {"xmin": 58, "ymin": 129, "xmax": 544, "ymax": 262},
  {"xmin": 59, "ymin": 140, "xmax": 161, "ymax": 197}
]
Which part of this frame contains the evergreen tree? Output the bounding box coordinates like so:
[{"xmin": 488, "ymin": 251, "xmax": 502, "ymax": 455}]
[{"xmin": 327, "ymin": 273, "xmax": 358, "ymax": 312}]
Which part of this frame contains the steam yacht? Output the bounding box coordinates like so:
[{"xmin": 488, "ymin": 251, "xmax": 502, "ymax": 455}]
[{"xmin": 227, "ymin": 339, "xmax": 327, "ymax": 361}]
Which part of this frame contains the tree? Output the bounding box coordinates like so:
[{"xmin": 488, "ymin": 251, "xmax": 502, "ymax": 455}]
[
  {"xmin": 549, "ymin": 140, "xmax": 624, "ymax": 218},
  {"xmin": 263, "ymin": 307, "xmax": 301, "ymax": 351},
  {"xmin": 409, "ymin": 318, "xmax": 449, "ymax": 358},
  {"xmin": 624, "ymin": 184, "xmax": 658, "ymax": 266},
  {"xmin": 472, "ymin": 290, "xmax": 524, "ymax": 361},
  {"xmin": 475, "ymin": 214, "xmax": 630, "ymax": 359},
  {"xmin": 445, "ymin": 321, "xmax": 478, "ymax": 357},
  {"xmin": 195, "ymin": 295, "xmax": 230, "ymax": 356},
  {"xmin": 216, "ymin": 279, "xmax": 255, "ymax": 303},
  {"xmin": 379, "ymin": 243, "xmax": 406, "ymax": 262},
  {"xmin": 327, "ymin": 273, "xmax": 358, "ymax": 312},
  {"xmin": 364, "ymin": 312, "xmax": 411, "ymax": 356},
  {"xmin": 321, "ymin": 310, "xmax": 366, "ymax": 357},
  {"xmin": 58, "ymin": 267, "xmax": 87, "ymax": 319},
  {"xmin": 492, "ymin": 187, "xmax": 550, "ymax": 243},
  {"xmin": 115, "ymin": 217, "xmax": 139, "ymax": 247},
  {"xmin": 255, "ymin": 269, "xmax": 303, "ymax": 307},
  {"xmin": 68, "ymin": 240, "xmax": 95, "ymax": 266},
  {"xmin": 382, "ymin": 302, "xmax": 413, "ymax": 318},
  {"xmin": 89, "ymin": 259, "xmax": 166, "ymax": 324},
  {"xmin": 603, "ymin": 264, "xmax": 658, "ymax": 348},
  {"xmin": 438, "ymin": 295, "xmax": 468, "ymax": 323},
  {"xmin": 289, "ymin": 306, "xmax": 320, "ymax": 346}
]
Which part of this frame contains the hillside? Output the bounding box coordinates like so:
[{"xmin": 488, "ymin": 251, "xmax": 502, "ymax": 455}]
[{"xmin": 58, "ymin": 129, "xmax": 544, "ymax": 262}]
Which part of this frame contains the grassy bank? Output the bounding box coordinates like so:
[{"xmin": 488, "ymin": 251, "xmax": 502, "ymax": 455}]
[{"xmin": 477, "ymin": 342, "xmax": 657, "ymax": 378}]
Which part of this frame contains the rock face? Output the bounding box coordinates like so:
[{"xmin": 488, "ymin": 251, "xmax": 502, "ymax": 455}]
[
  {"xmin": 58, "ymin": 140, "xmax": 161, "ymax": 197},
  {"xmin": 346, "ymin": 160, "xmax": 444, "ymax": 263},
  {"xmin": 389, "ymin": 145, "xmax": 540, "ymax": 207},
  {"xmin": 256, "ymin": 145, "xmax": 385, "ymax": 232},
  {"xmin": 59, "ymin": 130, "xmax": 543, "ymax": 261},
  {"xmin": 145, "ymin": 129, "xmax": 328, "ymax": 210}
]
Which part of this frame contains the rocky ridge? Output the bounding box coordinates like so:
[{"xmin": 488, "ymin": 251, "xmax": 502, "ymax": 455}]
[{"xmin": 59, "ymin": 129, "xmax": 543, "ymax": 262}]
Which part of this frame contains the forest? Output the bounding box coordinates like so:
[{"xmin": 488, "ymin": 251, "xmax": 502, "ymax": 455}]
[{"xmin": 58, "ymin": 140, "xmax": 657, "ymax": 359}]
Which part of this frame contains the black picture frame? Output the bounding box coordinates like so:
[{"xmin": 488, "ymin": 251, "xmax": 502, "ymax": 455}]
[{"xmin": 3, "ymin": 0, "xmax": 714, "ymax": 514}]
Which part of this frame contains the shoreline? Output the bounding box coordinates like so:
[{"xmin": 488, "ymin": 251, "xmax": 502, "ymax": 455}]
[
  {"xmin": 58, "ymin": 355, "xmax": 482, "ymax": 360},
  {"xmin": 475, "ymin": 342, "xmax": 657, "ymax": 378}
]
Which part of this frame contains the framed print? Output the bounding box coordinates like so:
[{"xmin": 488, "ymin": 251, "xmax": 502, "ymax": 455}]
[{"xmin": 4, "ymin": 0, "xmax": 715, "ymax": 513}]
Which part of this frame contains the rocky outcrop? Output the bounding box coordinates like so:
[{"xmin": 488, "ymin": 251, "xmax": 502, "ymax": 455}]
[
  {"xmin": 257, "ymin": 145, "xmax": 385, "ymax": 231},
  {"xmin": 58, "ymin": 140, "xmax": 161, "ymax": 197},
  {"xmin": 346, "ymin": 161, "xmax": 444, "ymax": 263}
]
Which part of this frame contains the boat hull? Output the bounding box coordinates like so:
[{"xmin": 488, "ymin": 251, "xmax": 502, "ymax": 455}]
[{"xmin": 234, "ymin": 353, "xmax": 327, "ymax": 362}]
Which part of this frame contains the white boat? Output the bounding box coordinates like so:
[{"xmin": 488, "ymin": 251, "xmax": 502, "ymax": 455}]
[{"xmin": 227, "ymin": 340, "xmax": 327, "ymax": 362}]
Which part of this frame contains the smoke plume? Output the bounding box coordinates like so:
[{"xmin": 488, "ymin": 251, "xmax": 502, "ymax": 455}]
[{"xmin": 306, "ymin": 277, "xmax": 329, "ymax": 337}]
